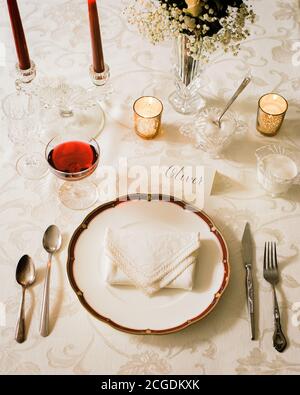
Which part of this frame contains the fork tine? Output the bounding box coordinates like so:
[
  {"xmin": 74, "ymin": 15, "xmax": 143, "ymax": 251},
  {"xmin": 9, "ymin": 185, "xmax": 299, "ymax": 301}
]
[
  {"xmin": 271, "ymin": 241, "xmax": 274, "ymax": 269},
  {"xmin": 263, "ymin": 242, "xmax": 267, "ymax": 272},
  {"xmin": 274, "ymin": 242, "xmax": 278, "ymax": 271},
  {"xmin": 267, "ymin": 241, "xmax": 271, "ymax": 269}
]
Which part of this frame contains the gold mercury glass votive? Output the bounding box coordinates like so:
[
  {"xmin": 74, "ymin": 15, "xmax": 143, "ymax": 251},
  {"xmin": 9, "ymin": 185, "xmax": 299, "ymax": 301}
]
[
  {"xmin": 256, "ymin": 93, "xmax": 288, "ymax": 136},
  {"xmin": 133, "ymin": 96, "xmax": 163, "ymax": 139}
]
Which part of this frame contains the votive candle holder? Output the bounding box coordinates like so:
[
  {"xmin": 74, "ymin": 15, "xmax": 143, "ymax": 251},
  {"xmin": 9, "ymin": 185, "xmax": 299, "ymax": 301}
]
[
  {"xmin": 133, "ymin": 96, "xmax": 163, "ymax": 139},
  {"xmin": 256, "ymin": 93, "xmax": 288, "ymax": 136}
]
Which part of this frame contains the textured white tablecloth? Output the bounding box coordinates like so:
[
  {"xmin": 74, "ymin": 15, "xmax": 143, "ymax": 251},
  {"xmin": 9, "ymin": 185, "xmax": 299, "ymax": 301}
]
[{"xmin": 0, "ymin": 0, "xmax": 300, "ymax": 374}]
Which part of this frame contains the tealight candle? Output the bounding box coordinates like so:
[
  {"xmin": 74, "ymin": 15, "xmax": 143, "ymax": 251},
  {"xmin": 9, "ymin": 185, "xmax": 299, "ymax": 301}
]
[
  {"xmin": 133, "ymin": 96, "xmax": 163, "ymax": 139},
  {"xmin": 256, "ymin": 93, "xmax": 288, "ymax": 136}
]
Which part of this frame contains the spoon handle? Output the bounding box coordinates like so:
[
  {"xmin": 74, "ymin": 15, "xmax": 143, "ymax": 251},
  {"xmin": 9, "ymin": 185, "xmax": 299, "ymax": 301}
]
[
  {"xmin": 39, "ymin": 258, "xmax": 51, "ymax": 337},
  {"xmin": 218, "ymin": 75, "xmax": 251, "ymax": 126},
  {"xmin": 15, "ymin": 287, "xmax": 26, "ymax": 343}
]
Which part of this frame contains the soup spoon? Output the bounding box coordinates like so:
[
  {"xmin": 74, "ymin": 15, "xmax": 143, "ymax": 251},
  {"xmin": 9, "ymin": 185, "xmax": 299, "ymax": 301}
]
[{"xmin": 15, "ymin": 255, "xmax": 36, "ymax": 343}]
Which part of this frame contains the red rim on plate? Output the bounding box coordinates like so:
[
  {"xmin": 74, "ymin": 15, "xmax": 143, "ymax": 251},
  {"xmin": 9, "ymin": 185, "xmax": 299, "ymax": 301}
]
[{"xmin": 67, "ymin": 193, "xmax": 230, "ymax": 335}]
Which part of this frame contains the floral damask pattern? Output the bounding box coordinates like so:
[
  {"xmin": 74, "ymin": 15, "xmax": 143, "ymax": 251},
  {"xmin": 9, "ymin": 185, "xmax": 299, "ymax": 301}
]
[
  {"xmin": 236, "ymin": 348, "xmax": 300, "ymax": 375},
  {"xmin": 0, "ymin": 0, "xmax": 300, "ymax": 374},
  {"xmin": 273, "ymin": 1, "xmax": 298, "ymax": 22},
  {"xmin": 118, "ymin": 351, "xmax": 171, "ymax": 374}
]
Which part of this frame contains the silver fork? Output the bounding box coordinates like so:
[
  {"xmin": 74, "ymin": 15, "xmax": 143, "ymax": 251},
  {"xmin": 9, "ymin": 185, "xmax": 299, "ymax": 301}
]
[{"xmin": 263, "ymin": 242, "xmax": 287, "ymax": 352}]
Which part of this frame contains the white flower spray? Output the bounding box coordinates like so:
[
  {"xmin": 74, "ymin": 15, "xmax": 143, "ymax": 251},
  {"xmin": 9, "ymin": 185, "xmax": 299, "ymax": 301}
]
[{"xmin": 124, "ymin": 0, "xmax": 255, "ymax": 61}]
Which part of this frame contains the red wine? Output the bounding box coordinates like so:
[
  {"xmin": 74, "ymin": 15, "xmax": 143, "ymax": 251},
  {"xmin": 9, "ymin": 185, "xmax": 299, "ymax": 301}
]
[{"xmin": 48, "ymin": 141, "xmax": 98, "ymax": 174}]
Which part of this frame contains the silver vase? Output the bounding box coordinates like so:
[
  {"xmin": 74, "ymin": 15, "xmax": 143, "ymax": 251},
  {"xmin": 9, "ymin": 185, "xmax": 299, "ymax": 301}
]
[{"xmin": 169, "ymin": 34, "xmax": 205, "ymax": 114}]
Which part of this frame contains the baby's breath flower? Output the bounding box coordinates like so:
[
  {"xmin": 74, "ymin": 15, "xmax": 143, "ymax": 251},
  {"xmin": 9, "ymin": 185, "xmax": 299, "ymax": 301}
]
[{"xmin": 124, "ymin": 0, "xmax": 256, "ymax": 61}]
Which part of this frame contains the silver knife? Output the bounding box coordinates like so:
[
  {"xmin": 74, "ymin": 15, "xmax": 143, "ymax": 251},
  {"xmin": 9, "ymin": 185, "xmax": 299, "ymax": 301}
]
[{"xmin": 242, "ymin": 222, "xmax": 255, "ymax": 340}]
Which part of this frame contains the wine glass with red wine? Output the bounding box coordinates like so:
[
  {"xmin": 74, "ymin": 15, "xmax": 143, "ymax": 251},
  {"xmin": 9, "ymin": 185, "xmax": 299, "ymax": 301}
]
[{"xmin": 45, "ymin": 134, "xmax": 100, "ymax": 210}]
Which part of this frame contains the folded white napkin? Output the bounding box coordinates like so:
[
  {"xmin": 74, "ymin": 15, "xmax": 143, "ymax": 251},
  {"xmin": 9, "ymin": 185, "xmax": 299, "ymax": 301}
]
[{"xmin": 104, "ymin": 227, "xmax": 201, "ymax": 295}]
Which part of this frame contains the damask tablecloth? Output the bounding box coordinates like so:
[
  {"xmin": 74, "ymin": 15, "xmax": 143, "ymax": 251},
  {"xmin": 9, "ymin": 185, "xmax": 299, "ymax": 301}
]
[{"xmin": 0, "ymin": 0, "xmax": 300, "ymax": 374}]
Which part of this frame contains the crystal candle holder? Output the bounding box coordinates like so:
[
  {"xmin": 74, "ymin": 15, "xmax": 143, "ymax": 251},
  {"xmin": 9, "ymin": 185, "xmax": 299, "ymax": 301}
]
[
  {"xmin": 15, "ymin": 60, "xmax": 36, "ymax": 85},
  {"xmin": 20, "ymin": 62, "xmax": 112, "ymax": 140},
  {"xmin": 89, "ymin": 63, "xmax": 110, "ymax": 86},
  {"xmin": 256, "ymin": 93, "xmax": 288, "ymax": 136},
  {"xmin": 133, "ymin": 96, "xmax": 163, "ymax": 140}
]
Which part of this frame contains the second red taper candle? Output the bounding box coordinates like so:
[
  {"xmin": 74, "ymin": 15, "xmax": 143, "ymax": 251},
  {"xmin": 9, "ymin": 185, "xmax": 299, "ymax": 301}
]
[{"xmin": 88, "ymin": 0, "xmax": 105, "ymax": 73}]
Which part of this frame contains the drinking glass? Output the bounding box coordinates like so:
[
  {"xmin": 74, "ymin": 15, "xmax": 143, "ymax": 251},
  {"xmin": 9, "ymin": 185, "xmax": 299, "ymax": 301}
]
[
  {"xmin": 45, "ymin": 133, "xmax": 100, "ymax": 210},
  {"xmin": 2, "ymin": 91, "xmax": 48, "ymax": 179}
]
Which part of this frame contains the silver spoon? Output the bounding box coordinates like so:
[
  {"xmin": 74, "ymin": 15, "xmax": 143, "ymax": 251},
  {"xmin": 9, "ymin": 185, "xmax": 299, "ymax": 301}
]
[
  {"xmin": 15, "ymin": 255, "xmax": 36, "ymax": 343},
  {"xmin": 39, "ymin": 225, "xmax": 62, "ymax": 337},
  {"xmin": 213, "ymin": 75, "xmax": 252, "ymax": 128}
]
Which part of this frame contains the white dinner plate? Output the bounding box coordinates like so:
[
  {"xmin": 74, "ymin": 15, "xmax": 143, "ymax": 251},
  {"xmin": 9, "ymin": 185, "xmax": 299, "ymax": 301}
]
[{"xmin": 67, "ymin": 194, "xmax": 230, "ymax": 334}]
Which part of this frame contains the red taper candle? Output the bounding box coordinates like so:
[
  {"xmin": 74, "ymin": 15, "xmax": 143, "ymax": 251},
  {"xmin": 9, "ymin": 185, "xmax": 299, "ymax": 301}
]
[
  {"xmin": 7, "ymin": 0, "xmax": 31, "ymax": 70},
  {"xmin": 88, "ymin": 0, "xmax": 105, "ymax": 73}
]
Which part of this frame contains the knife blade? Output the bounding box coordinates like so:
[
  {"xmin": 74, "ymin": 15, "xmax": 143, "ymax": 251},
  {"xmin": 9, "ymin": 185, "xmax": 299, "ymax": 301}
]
[{"xmin": 242, "ymin": 222, "xmax": 255, "ymax": 340}]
